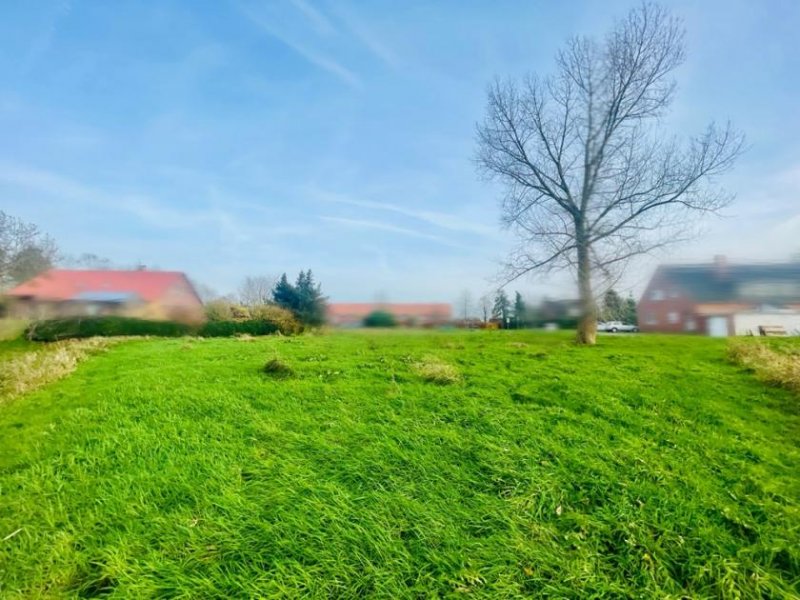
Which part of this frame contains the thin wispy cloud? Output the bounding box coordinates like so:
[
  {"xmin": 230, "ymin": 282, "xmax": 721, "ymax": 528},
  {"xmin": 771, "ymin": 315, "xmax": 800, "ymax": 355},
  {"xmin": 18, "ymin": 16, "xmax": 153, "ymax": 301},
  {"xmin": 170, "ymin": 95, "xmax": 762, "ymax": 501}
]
[
  {"xmin": 23, "ymin": 0, "xmax": 72, "ymax": 70},
  {"xmin": 235, "ymin": 2, "xmax": 361, "ymax": 88},
  {"xmin": 288, "ymin": 0, "xmax": 336, "ymax": 36},
  {"xmin": 0, "ymin": 161, "xmax": 247, "ymax": 244},
  {"xmin": 235, "ymin": 0, "xmax": 398, "ymax": 88},
  {"xmin": 0, "ymin": 161, "xmax": 323, "ymax": 252},
  {"xmin": 320, "ymin": 215, "xmax": 464, "ymax": 248},
  {"xmin": 325, "ymin": 1, "xmax": 400, "ymax": 69},
  {"xmin": 313, "ymin": 188, "xmax": 497, "ymax": 237},
  {"xmin": 0, "ymin": 160, "xmax": 93, "ymax": 200}
]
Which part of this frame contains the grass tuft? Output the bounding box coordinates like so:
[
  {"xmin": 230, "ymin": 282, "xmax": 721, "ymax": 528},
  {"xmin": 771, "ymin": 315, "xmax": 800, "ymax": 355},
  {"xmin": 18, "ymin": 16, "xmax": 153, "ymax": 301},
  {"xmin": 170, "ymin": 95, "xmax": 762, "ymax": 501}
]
[
  {"xmin": 414, "ymin": 355, "xmax": 461, "ymax": 384},
  {"xmin": 440, "ymin": 341, "xmax": 466, "ymax": 350},
  {"xmin": 0, "ymin": 319, "xmax": 28, "ymax": 341},
  {"xmin": 0, "ymin": 337, "xmax": 118, "ymax": 401},
  {"xmin": 728, "ymin": 339, "xmax": 800, "ymax": 393},
  {"xmin": 262, "ymin": 357, "xmax": 294, "ymax": 378}
]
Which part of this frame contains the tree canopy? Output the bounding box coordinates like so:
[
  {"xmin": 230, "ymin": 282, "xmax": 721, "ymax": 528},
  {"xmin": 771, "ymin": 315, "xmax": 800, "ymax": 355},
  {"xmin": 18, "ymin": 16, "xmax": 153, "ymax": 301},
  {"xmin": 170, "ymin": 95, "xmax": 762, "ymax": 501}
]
[
  {"xmin": 0, "ymin": 211, "xmax": 58, "ymax": 290},
  {"xmin": 272, "ymin": 270, "xmax": 327, "ymax": 327},
  {"xmin": 492, "ymin": 290, "xmax": 511, "ymax": 326}
]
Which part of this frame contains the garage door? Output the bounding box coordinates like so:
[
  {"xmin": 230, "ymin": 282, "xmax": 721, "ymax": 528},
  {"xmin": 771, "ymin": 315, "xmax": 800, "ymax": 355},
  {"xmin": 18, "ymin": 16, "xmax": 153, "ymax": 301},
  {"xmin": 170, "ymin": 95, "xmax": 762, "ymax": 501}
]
[{"xmin": 707, "ymin": 316, "xmax": 729, "ymax": 337}]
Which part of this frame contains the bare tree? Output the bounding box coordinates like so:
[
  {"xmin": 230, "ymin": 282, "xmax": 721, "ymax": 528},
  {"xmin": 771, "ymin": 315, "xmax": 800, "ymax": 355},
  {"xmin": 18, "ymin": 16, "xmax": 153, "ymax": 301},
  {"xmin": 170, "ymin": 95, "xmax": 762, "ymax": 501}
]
[
  {"xmin": 476, "ymin": 3, "xmax": 743, "ymax": 344},
  {"xmin": 70, "ymin": 253, "xmax": 113, "ymax": 270},
  {"xmin": 478, "ymin": 293, "xmax": 492, "ymax": 323},
  {"xmin": 456, "ymin": 289, "xmax": 473, "ymax": 323},
  {"xmin": 0, "ymin": 211, "xmax": 58, "ymax": 290},
  {"xmin": 190, "ymin": 280, "xmax": 219, "ymax": 304},
  {"xmin": 238, "ymin": 275, "xmax": 276, "ymax": 306}
]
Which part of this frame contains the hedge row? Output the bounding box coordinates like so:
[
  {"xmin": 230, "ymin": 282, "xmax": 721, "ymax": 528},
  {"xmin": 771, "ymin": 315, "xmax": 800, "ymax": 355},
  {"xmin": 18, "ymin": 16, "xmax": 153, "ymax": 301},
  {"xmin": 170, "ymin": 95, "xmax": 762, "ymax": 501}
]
[
  {"xmin": 25, "ymin": 316, "xmax": 281, "ymax": 342},
  {"xmin": 198, "ymin": 319, "xmax": 278, "ymax": 337}
]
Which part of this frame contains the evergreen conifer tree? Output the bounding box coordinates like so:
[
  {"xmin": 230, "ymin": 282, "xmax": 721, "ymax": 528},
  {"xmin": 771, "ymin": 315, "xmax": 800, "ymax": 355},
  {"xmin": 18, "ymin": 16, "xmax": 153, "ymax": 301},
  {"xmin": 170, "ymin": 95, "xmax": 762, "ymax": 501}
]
[
  {"xmin": 492, "ymin": 290, "xmax": 511, "ymax": 327},
  {"xmin": 513, "ymin": 292, "xmax": 527, "ymax": 329}
]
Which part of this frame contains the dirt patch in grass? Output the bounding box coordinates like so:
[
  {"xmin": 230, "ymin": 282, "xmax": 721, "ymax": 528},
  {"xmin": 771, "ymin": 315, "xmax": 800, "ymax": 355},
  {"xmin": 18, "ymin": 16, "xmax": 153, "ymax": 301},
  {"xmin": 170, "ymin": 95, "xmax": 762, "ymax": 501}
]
[
  {"xmin": 0, "ymin": 338, "xmax": 120, "ymax": 401},
  {"xmin": 728, "ymin": 340, "xmax": 800, "ymax": 394},
  {"xmin": 413, "ymin": 356, "xmax": 461, "ymax": 384}
]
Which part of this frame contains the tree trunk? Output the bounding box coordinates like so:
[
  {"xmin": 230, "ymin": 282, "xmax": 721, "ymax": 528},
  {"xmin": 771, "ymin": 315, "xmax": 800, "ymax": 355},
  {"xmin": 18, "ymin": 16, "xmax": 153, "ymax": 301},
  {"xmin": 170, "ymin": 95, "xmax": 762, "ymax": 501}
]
[{"xmin": 576, "ymin": 242, "xmax": 597, "ymax": 345}]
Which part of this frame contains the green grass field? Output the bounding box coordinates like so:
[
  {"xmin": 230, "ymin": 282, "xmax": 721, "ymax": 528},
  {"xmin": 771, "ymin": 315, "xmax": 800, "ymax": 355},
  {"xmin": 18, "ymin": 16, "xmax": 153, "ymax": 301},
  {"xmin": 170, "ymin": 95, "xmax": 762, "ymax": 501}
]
[{"xmin": 0, "ymin": 331, "xmax": 798, "ymax": 598}]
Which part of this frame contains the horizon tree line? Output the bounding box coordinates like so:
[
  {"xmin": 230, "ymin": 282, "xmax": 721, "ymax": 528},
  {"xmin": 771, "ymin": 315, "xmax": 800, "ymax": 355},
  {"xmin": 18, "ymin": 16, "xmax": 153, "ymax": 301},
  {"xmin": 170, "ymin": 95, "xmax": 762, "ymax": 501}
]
[{"xmin": 459, "ymin": 286, "xmax": 637, "ymax": 329}]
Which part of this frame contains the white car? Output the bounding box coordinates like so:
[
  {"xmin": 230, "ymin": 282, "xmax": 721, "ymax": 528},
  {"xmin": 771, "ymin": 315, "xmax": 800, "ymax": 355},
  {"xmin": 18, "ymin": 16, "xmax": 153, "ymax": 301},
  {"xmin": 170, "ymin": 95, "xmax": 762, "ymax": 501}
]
[{"xmin": 598, "ymin": 320, "xmax": 639, "ymax": 333}]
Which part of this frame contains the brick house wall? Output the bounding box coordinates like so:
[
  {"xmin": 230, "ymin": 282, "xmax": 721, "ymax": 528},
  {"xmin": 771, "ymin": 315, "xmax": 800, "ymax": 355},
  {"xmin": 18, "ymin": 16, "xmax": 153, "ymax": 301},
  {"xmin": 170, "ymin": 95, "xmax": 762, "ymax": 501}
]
[
  {"xmin": 637, "ymin": 267, "xmax": 703, "ymax": 334},
  {"xmin": 638, "ymin": 259, "xmax": 800, "ymax": 336}
]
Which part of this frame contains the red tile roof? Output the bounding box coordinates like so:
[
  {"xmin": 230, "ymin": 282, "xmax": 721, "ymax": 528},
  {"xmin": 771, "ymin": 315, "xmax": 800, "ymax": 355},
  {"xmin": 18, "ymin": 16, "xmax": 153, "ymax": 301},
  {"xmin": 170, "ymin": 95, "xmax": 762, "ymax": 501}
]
[
  {"xmin": 6, "ymin": 269, "xmax": 192, "ymax": 302},
  {"xmin": 327, "ymin": 303, "xmax": 452, "ymax": 318}
]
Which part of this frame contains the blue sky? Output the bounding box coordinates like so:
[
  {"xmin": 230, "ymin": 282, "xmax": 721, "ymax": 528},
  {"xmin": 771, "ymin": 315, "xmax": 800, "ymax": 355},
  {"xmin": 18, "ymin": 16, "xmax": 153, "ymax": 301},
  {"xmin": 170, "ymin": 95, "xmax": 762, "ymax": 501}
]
[{"xmin": 1, "ymin": 0, "xmax": 799, "ymax": 303}]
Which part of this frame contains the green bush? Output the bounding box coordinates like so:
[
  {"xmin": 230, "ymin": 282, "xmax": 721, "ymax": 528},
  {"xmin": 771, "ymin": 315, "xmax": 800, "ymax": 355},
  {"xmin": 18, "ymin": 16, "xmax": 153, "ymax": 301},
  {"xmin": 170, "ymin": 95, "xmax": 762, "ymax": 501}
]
[
  {"xmin": 25, "ymin": 317, "xmax": 191, "ymax": 341},
  {"xmin": 204, "ymin": 300, "xmax": 254, "ymax": 322},
  {"xmin": 229, "ymin": 305, "xmax": 252, "ymax": 321},
  {"xmin": 198, "ymin": 320, "xmax": 279, "ymax": 337},
  {"xmin": 363, "ymin": 310, "xmax": 397, "ymax": 328},
  {"xmin": 248, "ymin": 305, "xmax": 302, "ymax": 334},
  {"xmin": 24, "ymin": 316, "xmax": 290, "ymax": 341},
  {"xmin": 204, "ymin": 299, "xmax": 234, "ymax": 321}
]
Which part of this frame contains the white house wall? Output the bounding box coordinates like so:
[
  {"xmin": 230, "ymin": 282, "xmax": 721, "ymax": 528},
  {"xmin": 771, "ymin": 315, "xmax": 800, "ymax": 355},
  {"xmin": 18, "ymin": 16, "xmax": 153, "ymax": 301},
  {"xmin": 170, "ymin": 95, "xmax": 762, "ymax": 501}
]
[{"xmin": 733, "ymin": 312, "xmax": 800, "ymax": 336}]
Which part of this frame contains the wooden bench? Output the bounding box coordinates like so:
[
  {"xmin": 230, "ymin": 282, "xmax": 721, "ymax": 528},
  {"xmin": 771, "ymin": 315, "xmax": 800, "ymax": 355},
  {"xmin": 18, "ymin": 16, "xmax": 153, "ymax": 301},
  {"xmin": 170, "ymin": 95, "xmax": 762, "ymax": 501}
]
[{"xmin": 758, "ymin": 325, "xmax": 787, "ymax": 336}]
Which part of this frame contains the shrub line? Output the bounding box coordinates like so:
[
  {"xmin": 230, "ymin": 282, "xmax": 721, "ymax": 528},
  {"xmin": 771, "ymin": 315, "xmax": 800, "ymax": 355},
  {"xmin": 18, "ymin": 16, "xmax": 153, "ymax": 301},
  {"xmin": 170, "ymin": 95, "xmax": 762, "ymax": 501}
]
[{"xmin": 24, "ymin": 316, "xmax": 294, "ymax": 342}]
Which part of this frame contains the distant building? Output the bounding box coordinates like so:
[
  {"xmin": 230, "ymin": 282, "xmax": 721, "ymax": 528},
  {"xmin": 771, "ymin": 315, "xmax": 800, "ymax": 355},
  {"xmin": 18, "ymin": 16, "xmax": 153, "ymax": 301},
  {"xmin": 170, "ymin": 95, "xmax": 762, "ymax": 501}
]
[
  {"xmin": 327, "ymin": 303, "xmax": 452, "ymax": 327},
  {"xmin": 638, "ymin": 257, "xmax": 800, "ymax": 336},
  {"xmin": 5, "ymin": 269, "xmax": 205, "ymax": 324},
  {"xmin": 537, "ymin": 299, "xmax": 582, "ymax": 322}
]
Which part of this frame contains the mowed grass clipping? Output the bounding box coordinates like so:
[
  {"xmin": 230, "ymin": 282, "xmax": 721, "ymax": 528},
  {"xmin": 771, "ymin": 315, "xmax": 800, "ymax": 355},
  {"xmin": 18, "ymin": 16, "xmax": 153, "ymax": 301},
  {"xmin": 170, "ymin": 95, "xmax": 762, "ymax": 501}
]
[{"xmin": 0, "ymin": 331, "xmax": 798, "ymax": 598}]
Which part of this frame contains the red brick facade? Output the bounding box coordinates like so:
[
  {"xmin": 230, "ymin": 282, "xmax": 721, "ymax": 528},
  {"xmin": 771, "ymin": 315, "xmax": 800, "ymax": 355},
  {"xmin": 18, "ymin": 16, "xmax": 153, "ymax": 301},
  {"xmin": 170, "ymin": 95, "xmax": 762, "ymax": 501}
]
[
  {"xmin": 637, "ymin": 259, "xmax": 800, "ymax": 336},
  {"xmin": 637, "ymin": 267, "xmax": 705, "ymax": 334}
]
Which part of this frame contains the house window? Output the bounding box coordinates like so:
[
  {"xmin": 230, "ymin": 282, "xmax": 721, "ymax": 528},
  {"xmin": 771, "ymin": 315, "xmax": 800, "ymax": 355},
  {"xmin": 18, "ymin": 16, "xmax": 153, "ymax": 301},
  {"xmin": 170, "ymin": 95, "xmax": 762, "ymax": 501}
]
[
  {"xmin": 667, "ymin": 311, "xmax": 679, "ymax": 324},
  {"xmin": 644, "ymin": 313, "xmax": 657, "ymax": 325},
  {"xmin": 685, "ymin": 318, "xmax": 696, "ymax": 331},
  {"xmin": 650, "ymin": 289, "xmax": 665, "ymax": 301}
]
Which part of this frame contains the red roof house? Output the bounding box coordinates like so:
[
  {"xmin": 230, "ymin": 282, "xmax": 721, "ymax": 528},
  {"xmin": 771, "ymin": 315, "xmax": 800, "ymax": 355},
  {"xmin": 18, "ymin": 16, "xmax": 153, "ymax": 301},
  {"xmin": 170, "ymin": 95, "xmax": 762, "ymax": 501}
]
[
  {"xmin": 327, "ymin": 303, "xmax": 452, "ymax": 327},
  {"xmin": 5, "ymin": 269, "xmax": 204, "ymax": 323}
]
